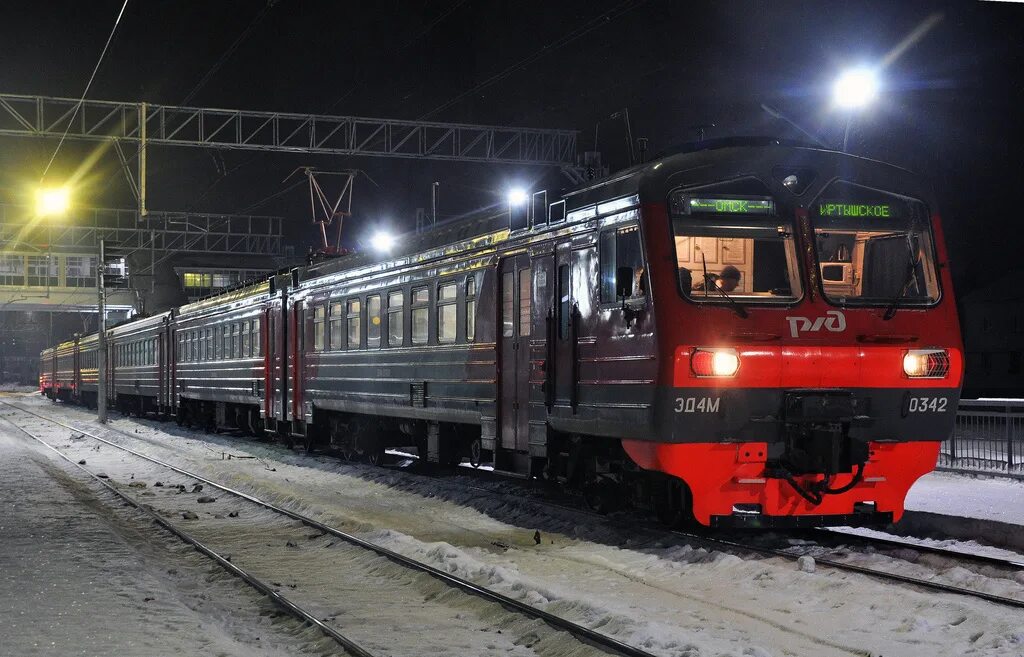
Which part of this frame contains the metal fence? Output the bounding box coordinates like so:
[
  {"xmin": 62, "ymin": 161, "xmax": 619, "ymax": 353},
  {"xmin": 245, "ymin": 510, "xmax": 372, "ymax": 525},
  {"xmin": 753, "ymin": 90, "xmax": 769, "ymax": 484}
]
[{"xmin": 940, "ymin": 400, "xmax": 1024, "ymax": 478}]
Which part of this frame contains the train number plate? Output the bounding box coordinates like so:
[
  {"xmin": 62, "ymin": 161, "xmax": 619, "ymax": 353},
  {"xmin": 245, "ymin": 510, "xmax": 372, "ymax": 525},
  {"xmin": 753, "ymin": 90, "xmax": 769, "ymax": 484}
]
[
  {"xmin": 905, "ymin": 396, "xmax": 949, "ymax": 413},
  {"xmin": 674, "ymin": 396, "xmax": 720, "ymax": 413}
]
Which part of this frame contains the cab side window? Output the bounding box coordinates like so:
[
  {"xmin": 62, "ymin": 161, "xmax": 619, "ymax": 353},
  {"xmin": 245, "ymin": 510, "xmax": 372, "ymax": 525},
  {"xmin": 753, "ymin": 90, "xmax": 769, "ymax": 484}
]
[{"xmin": 599, "ymin": 225, "xmax": 646, "ymax": 304}]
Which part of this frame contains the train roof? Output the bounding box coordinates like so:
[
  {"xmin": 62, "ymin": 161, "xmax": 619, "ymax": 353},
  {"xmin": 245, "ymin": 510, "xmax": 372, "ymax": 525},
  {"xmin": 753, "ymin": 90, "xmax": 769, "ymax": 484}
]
[{"xmin": 562, "ymin": 140, "xmax": 924, "ymax": 210}]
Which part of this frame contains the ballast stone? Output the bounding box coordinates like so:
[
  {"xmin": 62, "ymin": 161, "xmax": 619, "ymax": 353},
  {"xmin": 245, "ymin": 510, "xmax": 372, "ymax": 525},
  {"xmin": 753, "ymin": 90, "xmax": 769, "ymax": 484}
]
[{"xmin": 797, "ymin": 556, "xmax": 816, "ymax": 573}]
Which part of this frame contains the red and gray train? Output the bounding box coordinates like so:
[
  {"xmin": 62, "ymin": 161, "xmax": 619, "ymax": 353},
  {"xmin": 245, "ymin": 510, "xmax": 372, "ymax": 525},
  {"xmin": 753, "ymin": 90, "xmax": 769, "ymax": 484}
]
[{"xmin": 39, "ymin": 142, "xmax": 964, "ymax": 528}]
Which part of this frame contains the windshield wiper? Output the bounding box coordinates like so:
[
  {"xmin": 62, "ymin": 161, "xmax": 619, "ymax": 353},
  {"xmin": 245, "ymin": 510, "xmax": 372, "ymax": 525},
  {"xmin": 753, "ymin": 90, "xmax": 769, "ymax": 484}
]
[
  {"xmin": 882, "ymin": 234, "xmax": 921, "ymax": 321},
  {"xmin": 700, "ymin": 252, "xmax": 748, "ymax": 318}
]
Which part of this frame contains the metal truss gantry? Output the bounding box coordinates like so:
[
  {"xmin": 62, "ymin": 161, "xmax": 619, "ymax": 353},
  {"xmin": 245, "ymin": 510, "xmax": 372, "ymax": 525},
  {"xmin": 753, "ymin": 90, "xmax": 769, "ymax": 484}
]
[
  {"xmin": 0, "ymin": 93, "xmax": 578, "ymax": 166},
  {"xmin": 0, "ymin": 204, "xmax": 284, "ymax": 259}
]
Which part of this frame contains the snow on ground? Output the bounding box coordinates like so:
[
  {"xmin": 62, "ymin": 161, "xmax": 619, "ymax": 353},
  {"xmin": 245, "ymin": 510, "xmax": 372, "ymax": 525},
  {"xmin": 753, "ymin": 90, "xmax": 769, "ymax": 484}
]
[
  {"xmin": 0, "ymin": 422, "xmax": 341, "ymax": 657},
  {"xmin": 13, "ymin": 394, "xmax": 1024, "ymax": 657},
  {"xmin": 905, "ymin": 470, "xmax": 1024, "ymax": 525}
]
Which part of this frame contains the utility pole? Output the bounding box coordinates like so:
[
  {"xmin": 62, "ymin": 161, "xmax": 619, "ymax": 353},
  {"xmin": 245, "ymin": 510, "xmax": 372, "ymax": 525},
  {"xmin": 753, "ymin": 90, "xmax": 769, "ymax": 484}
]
[
  {"xmin": 431, "ymin": 181, "xmax": 439, "ymax": 226},
  {"xmin": 97, "ymin": 239, "xmax": 107, "ymax": 423}
]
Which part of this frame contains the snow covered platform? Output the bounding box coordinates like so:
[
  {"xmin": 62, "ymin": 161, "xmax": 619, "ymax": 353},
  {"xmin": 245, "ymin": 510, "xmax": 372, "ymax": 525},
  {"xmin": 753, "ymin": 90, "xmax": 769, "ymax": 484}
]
[
  {"xmin": 0, "ymin": 421, "xmax": 336, "ymax": 656},
  {"xmin": 899, "ymin": 471, "xmax": 1024, "ymax": 552}
]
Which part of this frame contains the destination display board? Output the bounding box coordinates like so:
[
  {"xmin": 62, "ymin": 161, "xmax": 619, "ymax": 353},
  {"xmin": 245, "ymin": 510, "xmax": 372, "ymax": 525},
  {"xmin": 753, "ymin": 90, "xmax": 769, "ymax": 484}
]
[
  {"xmin": 681, "ymin": 196, "xmax": 775, "ymax": 215},
  {"xmin": 817, "ymin": 202, "xmax": 899, "ymax": 218}
]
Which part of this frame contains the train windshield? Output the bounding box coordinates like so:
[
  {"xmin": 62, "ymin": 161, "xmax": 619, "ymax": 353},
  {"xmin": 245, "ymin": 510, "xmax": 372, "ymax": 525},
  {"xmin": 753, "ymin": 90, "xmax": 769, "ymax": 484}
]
[
  {"xmin": 669, "ymin": 190, "xmax": 802, "ymax": 304},
  {"xmin": 811, "ymin": 183, "xmax": 940, "ymax": 306}
]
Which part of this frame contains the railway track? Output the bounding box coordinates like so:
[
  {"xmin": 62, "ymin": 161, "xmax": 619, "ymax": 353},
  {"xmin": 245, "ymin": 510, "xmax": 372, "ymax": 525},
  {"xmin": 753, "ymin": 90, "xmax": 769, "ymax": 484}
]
[
  {"xmin": 0, "ymin": 399, "xmax": 661, "ymax": 657},
  {"xmin": 379, "ymin": 454, "xmax": 1024, "ymax": 610},
  {"xmin": 10, "ymin": 398, "xmax": 1024, "ymax": 631}
]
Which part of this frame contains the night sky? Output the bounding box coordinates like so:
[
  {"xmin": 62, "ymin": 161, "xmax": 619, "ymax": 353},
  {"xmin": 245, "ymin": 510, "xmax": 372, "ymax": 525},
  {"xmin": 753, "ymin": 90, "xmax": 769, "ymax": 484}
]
[{"xmin": 1, "ymin": 0, "xmax": 1022, "ymax": 293}]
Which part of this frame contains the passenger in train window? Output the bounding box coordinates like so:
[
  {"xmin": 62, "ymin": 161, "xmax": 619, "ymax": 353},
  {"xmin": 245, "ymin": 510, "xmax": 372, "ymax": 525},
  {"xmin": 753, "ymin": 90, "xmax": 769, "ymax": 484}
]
[{"xmin": 689, "ymin": 265, "xmax": 741, "ymax": 293}]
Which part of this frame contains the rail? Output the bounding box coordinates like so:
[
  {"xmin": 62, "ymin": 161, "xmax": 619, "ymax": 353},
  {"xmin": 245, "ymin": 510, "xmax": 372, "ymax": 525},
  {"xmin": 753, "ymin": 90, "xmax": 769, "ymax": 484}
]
[{"xmin": 940, "ymin": 400, "xmax": 1024, "ymax": 479}]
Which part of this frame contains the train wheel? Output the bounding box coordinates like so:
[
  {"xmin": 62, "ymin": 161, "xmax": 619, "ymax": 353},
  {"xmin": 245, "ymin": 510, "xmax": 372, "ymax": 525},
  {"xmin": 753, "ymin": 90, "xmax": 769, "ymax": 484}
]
[
  {"xmin": 654, "ymin": 479, "xmax": 693, "ymax": 528},
  {"xmin": 582, "ymin": 477, "xmax": 619, "ymax": 515},
  {"xmin": 366, "ymin": 447, "xmax": 385, "ymax": 467},
  {"xmin": 468, "ymin": 438, "xmax": 482, "ymax": 468}
]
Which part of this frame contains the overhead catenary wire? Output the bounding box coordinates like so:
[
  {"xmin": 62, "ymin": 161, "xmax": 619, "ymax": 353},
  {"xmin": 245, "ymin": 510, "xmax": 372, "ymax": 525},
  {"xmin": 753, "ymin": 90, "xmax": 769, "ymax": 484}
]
[
  {"xmin": 180, "ymin": 1, "xmax": 280, "ymax": 106},
  {"xmin": 40, "ymin": 0, "xmax": 130, "ymax": 182},
  {"xmin": 417, "ymin": 0, "xmax": 647, "ymax": 120}
]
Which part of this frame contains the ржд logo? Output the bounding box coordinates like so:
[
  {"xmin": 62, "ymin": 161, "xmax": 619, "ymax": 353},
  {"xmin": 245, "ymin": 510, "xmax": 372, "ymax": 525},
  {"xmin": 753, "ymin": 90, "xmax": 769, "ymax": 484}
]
[{"xmin": 785, "ymin": 310, "xmax": 847, "ymax": 338}]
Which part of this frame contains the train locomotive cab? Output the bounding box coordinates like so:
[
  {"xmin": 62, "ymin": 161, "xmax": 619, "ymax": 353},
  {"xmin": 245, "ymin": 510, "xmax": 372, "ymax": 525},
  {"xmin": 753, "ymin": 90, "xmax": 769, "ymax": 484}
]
[{"xmin": 620, "ymin": 145, "xmax": 963, "ymax": 528}]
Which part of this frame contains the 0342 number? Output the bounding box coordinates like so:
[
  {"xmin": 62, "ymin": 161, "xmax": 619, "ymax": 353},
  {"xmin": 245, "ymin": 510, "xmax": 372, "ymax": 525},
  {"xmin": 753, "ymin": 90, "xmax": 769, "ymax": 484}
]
[{"xmin": 906, "ymin": 396, "xmax": 948, "ymax": 413}]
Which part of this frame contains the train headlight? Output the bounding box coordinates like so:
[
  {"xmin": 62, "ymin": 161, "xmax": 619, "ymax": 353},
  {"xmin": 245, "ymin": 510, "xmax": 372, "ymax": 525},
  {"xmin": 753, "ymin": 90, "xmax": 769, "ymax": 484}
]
[
  {"xmin": 691, "ymin": 348, "xmax": 740, "ymax": 377},
  {"xmin": 903, "ymin": 349, "xmax": 950, "ymax": 378}
]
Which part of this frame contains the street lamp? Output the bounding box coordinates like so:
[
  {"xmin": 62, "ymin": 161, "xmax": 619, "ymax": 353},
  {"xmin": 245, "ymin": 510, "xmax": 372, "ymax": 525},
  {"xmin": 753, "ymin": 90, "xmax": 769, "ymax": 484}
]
[
  {"xmin": 35, "ymin": 187, "xmax": 70, "ymax": 217},
  {"xmin": 833, "ymin": 67, "xmax": 879, "ymax": 150},
  {"xmin": 507, "ymin": 188, "xmax": 529, "ymax": 207},
  {"xmin": 833, "ymin": 67, "xmax": 879, "ymax": 110},
  {"xmin": 370, "ymin": 230, "xmax": 396, "ymax": 253}
]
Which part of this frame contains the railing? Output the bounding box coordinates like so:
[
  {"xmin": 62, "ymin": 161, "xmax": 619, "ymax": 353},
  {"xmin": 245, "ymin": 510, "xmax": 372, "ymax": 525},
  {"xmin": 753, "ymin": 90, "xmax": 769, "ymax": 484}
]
[{"xmin": 939, "ymin": 400, "xmax": 1024, "ymax": 478}]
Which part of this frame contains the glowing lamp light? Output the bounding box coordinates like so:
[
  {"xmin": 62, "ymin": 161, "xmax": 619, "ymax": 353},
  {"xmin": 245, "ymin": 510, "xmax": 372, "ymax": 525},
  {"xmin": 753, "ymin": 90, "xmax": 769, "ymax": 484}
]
[
  {"xmin": 507, "ymin": 188, "xmax": 529, "ymax": 206},
  {"xmin": 691, "ymin": 347, "xmax": 740, "ymax": 378},
  {"xmin": 903, "ymin": 349, "xmax": 950, "ymax": 378},
  {"xmin": 370, "ymin": 231, "xmax": 396, "ymax": 253},
  {"xmin": 36, "ymin": 187, "xmax": 70, "ymax": 217},
  {"xmin": 833, "ymin": 68, "xmax": 879, "ymax": 110}
]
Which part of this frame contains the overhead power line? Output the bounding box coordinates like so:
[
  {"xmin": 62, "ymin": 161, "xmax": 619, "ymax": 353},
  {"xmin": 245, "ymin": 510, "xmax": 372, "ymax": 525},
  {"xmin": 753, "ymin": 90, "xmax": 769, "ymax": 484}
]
[
  {"xmin": 40, "ymin": 0, "xmax": 130, "ymax": 181},
  {"xmin": 181, "ymin": 1, "xmax": 281, "ymax": 106},
  {"xmin": 418, "ymin": 0, "xmax": 647, "ymax": 121}
]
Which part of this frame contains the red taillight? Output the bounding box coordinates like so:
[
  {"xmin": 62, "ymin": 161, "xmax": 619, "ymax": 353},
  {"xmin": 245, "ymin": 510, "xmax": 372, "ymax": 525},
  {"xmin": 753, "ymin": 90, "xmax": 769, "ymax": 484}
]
[
  {"xmin": 903, "ymin": 349, "xmax": 950, "ymax": 378},
  {"xmin": 691, "ymin": 348, "xmax": 740, "ymax": 377}
]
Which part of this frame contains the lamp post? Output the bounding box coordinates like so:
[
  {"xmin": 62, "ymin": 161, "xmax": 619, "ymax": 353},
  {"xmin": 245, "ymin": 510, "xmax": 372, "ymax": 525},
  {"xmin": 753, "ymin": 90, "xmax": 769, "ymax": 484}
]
[
  {"xmin": 97, "ymin": 238, "xmax": 107, "ymax": 423},
  {"xmin": 832, "ymin": 67, "xmax": 879, "ymax": 151}
]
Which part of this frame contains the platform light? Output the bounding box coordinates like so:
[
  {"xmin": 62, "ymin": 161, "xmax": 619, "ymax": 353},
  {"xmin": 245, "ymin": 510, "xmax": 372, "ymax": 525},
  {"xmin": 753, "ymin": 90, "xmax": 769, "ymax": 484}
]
[
  {"xmin": 833, "ymin": 67, "xmax": 879, "ymax": 110},
  {"xmin": 507, "ymin": 188, "xmax": 529, "ymax": 206},
  {"xmin": 370, "ymin": 230, "xmax": 396, "ymax": 253},
  {"xmin": 36, "ymin": 187, "xmax": 70, "ymax": 217},
  {"xmin": 903, "ymin": 349, "xmax": 950, "ymax": 378},
  {"xmin": 691, "ymin": 347, "xmax": 740, "ymax": 378}
]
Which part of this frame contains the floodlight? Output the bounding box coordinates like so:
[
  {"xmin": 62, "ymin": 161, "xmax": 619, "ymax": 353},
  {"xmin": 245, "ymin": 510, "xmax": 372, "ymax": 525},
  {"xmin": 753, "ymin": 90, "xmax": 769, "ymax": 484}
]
[
  {"xmin": 833, "ymin": 68, "xmax": 879, "ymax": 110},
  {"xmin": 507, "ymin": 188, "xmax": 529, "ymax": 206},
  {"xmin": 36, "ymin": 187, "xmax": 70, "ymax": 217},
  {"xmin": 370, "ymin": 231, "xmax": 396, "ymax": 252}
]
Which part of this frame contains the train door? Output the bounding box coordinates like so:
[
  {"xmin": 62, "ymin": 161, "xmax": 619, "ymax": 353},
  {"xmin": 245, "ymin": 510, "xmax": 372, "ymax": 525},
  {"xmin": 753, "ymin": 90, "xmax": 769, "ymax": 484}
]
[
  {"xmin": 263, "ymin": 307, "xmax": 274, "ymax": 422},
  {"xmin": 157, "ymin": 332, "xmax": 165, "ymax": 413},
  {"xmin": 289, "ymin": 299, "xmax": 303, "ymax": 427},
  {"xmin": 552, "ymin": 242, "xmax": 577, "ymax": 408},
  {"xmin": 73, "ymin": 338, "xmax": 81, "ymax": 401},
  {"xmin": 498, "ymin": 254, "xmax": 532, "ymax": 461}
]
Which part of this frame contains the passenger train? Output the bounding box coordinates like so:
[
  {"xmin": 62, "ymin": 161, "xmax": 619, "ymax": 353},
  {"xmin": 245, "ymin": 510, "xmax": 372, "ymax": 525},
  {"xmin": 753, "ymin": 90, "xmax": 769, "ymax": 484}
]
[{"xmin": 40, "ymin": 141, "xmax": 964, "ymax": 528}]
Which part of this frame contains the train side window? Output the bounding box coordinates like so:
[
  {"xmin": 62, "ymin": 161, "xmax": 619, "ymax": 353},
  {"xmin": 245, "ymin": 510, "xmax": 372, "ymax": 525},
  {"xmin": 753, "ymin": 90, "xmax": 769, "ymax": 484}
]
[
  {"xmin": 347, "ymin": 299, "xmax": 362, "ymax": 349},
  {"xmin": 466, "ymin": 276, "xmax": 476, "ymax": 342},
  {"xmin": 254, "ymin": 319, "xmax": 262, "ymax": 357},
  {"xmin": 519, "ymin": 268, "xmax": 532, "ymax": 336},
  {"xmin": 411, "ymin": 287, "xmax": 428, "ymax": 345},
  {"xmin": 437, "ymin": 282, "xmax": 457, "ymax": 344},
  {"xmin": 242, "ymin": 321, "xmax": 251, "ymax": 357},
  {"xmin": 502, "ymin": 272, "xmax": 514, "ymax": 338},
  {"xmin": 222, "ymin": 325, "xmax": 230, "ymax": 359},
  {"xmin": 313, "ymin": 305, "xmax": 326, "ymax": 352},
  {"xmin": 600, "ymin": 226, "xmax": 645, "ymax": 303},
  {"xmin": 599, "ymin": 231, "xmax": 616, "ymax": 303},
  {"xmin": 558, "ymin": 265, "xmax": 570, "ymax": 339},
  {"xmin": 388, "ymin": 291, "xmax": 404, "ymax": 346},
  {"xmin": 367, "ymin": 295, "xmax": 381, "ymax": 348},
  {"xmin": 205, "ymin": 328, "xmax": 213, "ymax": 360},
  {"xmin": 329, "ymin": 302, "xmax": 343, "ymax": 350},
  {"xmin": 236, "ymin": 323, "xmax": 244, "ymax": 359}
]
